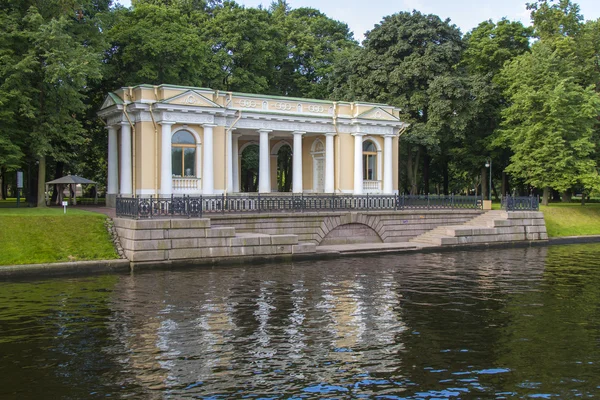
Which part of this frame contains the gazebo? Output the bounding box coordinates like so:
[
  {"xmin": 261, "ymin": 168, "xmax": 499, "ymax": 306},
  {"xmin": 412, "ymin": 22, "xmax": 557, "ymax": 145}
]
[{"xmin": 45, "ymin": 175, "xmax": 98, "ymax": 206}]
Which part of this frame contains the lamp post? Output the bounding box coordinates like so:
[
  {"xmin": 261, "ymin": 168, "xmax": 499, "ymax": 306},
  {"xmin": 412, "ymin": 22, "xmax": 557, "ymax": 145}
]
[{"xmin": 485, "ymin": 158, "xmax": 492, "ymax": 201}]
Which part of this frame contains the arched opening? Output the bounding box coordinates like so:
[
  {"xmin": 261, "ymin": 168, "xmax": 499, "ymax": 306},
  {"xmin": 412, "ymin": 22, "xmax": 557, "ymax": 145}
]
[
  {"xmin": 240, "ymin": 144, "xmax": 259, "ymax": 192},
  {"xmin": 172, "ymin": 130, "xmax": 196, "ymax": 178},
  {"xmin": 276, "ymin": 143, "xmax": 292, "ymax": 192},
  {"xmin": 363, "ymin": 140, "xmax": 377, "ymax": 181}
]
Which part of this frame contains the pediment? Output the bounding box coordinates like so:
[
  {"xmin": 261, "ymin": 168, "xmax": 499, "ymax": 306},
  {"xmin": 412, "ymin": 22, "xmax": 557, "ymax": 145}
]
[
  {"xmin": 356, "ymin": 107, "xmax": 398, "ymax": 121},
  {"xmin": 162, "ymin": 90, "xmax": 221, "ymax": 108},
  {"xmin": 101, "ymin": 93, "xmax": 123, "ymax": 109}
]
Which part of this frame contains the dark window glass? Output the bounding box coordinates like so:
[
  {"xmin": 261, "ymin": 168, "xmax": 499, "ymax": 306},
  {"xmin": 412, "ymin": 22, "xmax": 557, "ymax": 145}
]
[
  {"xmin": 363, "ymin": 141, "xmax": 376, "ymax": 152},
  {"xmin": 172, "ymin": 148, "xmax": 183, "ymax": 177},
  {"xmin": 172, "ymin": 131, "xmax": 195, "ymax": 144},
  {"xmin": 184, "ymin": 148, "xmax": 195, "ymax": 176}
]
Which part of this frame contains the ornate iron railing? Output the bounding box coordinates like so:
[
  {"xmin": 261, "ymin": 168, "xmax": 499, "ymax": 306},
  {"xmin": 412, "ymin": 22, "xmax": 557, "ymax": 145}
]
[
  {"xmin": 116, "ymin": 194, "xmax": 483, "ymax": 219},
  {"xmin": 501, "ymin": 195, "xmax": 539, "ymax": 211}
]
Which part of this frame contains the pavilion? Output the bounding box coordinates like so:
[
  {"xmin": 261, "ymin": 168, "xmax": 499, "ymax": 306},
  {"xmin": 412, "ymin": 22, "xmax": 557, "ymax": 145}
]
[{"xmin": 98, "ymin": 84, "xmax": 408, "ymax": 207}]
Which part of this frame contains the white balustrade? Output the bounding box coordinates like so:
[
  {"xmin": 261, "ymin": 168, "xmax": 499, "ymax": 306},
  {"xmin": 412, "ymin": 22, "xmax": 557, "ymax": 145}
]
[
  {"xmin": 363, "ymin": 180, "xmax": 381, "ymax": 191},
  {"xmin": 172, "ymin": 178, "xmax": 201, "ymax": 192}
]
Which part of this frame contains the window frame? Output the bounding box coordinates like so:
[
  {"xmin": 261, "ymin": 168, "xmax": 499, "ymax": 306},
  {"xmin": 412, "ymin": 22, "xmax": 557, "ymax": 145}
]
[{"xmin": 171, "ymin": 131, "xmax": 197, "ymax": 178}]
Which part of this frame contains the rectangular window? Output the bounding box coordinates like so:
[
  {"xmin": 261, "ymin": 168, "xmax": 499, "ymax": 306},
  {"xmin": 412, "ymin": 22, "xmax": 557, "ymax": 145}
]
[
  {"xmin": 172, "ymin": 148, "xmax": 183, "ymax": 177},
  {"xmin": 184, "ymin": 148, "xmax": 195, "ymax": 177},
  {"xmin": 363, "ymin": 154, "xmax": 376, "ymax": 180}
]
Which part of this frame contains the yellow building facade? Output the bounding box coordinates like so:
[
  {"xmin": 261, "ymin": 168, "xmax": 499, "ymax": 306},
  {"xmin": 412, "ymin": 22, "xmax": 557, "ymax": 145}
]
[{"xmin": 99, "ymin": 84, "xmax": 407, "ymax": 207}]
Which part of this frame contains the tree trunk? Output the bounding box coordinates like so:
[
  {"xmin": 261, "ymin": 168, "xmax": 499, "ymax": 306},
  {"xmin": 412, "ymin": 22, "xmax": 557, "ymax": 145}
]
[
  {"xmin": 561, "ymin": 191, "xmax": 571, "ymax": 203},
  {"xmin": 481, "ymin": 167, "xmax": 488, "ymax": 200},
  {"xmin": 37, "ymin": 156, "xmax": 46, "ymax": 207},
  {"xmin": 581, "ymin": 191, "xmax": 586, "ymax": 206},
  {"xmin": 0, "ymin": 167, "xmax": 5, "ymax": 200},
  {"xmin": 51, "ymin": 161, "xmax": 64, "ymax": 203},
  {"xmin": 542, "ymin": 186, "xmax": 550, "ymax": 206},
  {"xmin": 422, "ymin": 146, "xmax": 430, "ymax": 194},
  {"xmin": 406, "ymin": 145, "xmax": 420, "ymax": 195},
  {"xmin": 442, "ymin": 159, "xmax": 449, "ymax": 195}
]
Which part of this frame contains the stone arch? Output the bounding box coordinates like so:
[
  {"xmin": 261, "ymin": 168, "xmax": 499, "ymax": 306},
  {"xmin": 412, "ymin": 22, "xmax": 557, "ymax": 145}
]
[
  {"xmin": 172, "ymin": 126, "xmax": 202, "ymax": 144},
  {"xmin": 239, "ymin": 140, "xmax": 258, "ymax": 155},
  {"xmin": 317, "ymin": 213, "xmax": 385, "ymax": 245},
  {"xmin": 270, "ymin": 139, "xmax": 292, "ymax": 155}
]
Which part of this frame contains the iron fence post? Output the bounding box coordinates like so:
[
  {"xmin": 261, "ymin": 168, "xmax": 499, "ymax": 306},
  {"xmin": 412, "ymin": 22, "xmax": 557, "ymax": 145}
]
[
  {"xmin": 331, "ymin": 192, "xmax": 334, "ymax": 211},
  {"xmin": 150, "ymin": 195, "xmax": 153, "ymax": 218},
  {"xmin": 258, "ymin": 192, "xmax": 261, "ymax": 213},
  {"xmin": 199, "ymin": 195, "xmax": 203, "ymax": 217},
  {"xmin": 135, "ymin": 195, "xmax": 139, "ymax": 220},
  {"xmin": 222, "ymin": 193, "xmax": 225, "ymax": 214}
]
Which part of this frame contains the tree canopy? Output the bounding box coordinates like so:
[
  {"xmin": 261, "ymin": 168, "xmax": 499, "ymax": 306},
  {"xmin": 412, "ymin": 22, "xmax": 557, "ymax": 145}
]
[{"xmin": 0, "ymin": 0, "xmax": 599, "ymax": 204}]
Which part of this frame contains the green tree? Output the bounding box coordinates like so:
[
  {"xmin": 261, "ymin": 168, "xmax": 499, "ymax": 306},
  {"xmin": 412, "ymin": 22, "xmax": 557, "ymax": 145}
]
[
  {"xmin": 271, "ymin": 1, "xmax": 358, "ymax": 99},
  {"xmin": 499, "ymin": 37, "xmax": 600, "ymax": 205},
  {"xmin": 107, "ymin": 2, "xmax": 215, "ymax": 87},
  {"xmin": 331, "ymin": 11, "xmax": 465, "ymax": 193},
  {"xmin": 0, "ymin": 3, "xmax": 105, "ymax": 205},
  {"xmin": 457, "ymin": 19, "xmax": 533, "ymax": 198}
]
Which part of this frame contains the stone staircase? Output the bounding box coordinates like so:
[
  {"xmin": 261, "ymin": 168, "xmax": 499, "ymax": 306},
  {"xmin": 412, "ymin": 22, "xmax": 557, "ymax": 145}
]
[{"xmin": 409, "ymin": 210, "xmax": 547, "ymax": 246}]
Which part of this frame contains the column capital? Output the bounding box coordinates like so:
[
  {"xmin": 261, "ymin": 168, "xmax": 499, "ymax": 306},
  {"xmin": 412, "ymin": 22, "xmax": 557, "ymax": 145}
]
[
  {"xmin": 292, "ymin": 130, "xmax": 306, "ymax": 136},
  {"xmin": 203, "ymin": 123, "xmax": 217, "ymax": 128},
  {"xmin": 120, "ymin": 121, "xmax": 131, "ymax": 128},
  {"xmin": 258, "ymin": 129, "xmax": 273, "ymax": 134},
  {"xmin": 325, "ymin": 132, "xmax": 337, "ymax": 136},
  {"xmin": 104, "ymin": 125, "xmax": 118, "ymax": 131},
  {"xmin": 159, "ymin": 121, "xmax": 176, "ymax": 126},
  {"xmin": 351, "ymin": 132, "xmax": 366, "ymax": 137},
  {"xmin": 383, "ymin": 133, "xmax": 397, "ymax": 138}
]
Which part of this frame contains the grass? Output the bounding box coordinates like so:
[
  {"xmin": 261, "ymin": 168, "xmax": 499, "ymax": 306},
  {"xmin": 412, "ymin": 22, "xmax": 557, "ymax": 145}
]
[
  {"xmin": 0, "ymin": 207, "xmax": 118, "ymax": 266},
  {"xmin": 492, "ymin": 200, "xmax": 600, "ymax": 237},
  {"xmin": 541, "ymin": 203, "xmax": 600, "ymax": 237}
]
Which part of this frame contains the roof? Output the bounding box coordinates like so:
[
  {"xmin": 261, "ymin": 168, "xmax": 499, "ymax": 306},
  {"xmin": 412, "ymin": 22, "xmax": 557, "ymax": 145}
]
[{"xmin": 46, "ymin": 175, "xmax": 97, "ymax": 185}]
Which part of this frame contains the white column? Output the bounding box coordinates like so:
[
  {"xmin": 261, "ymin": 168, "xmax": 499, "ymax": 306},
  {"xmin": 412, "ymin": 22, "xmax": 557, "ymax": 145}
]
[
  {"xmin": 353, "ymin": 133, "xmax": 364, "ymax": 195},
  {"xmin": 292, "ymin": 131, "xmax": 304, "ymax": 193},
  {"xmin": 232, "ymin": 133, "xmax": 240, "ymax": 192},
  {"xmin": 202, "ymin": 124, "xmax": 215, "ymax": 195},
  {"xmin": 325, "ymin": 132, "xmax": 335, "ymax": 193},
  {"xmin": 107, "ymin": 126, "xmax": 118, "ymax": 195},
  {"xmin": 160, "ymin": 122, "xmax": 174, "ymax": 196},
  {"xmin": 120, "ymin": 122, "xmax": 133, "ymax": 196},
  {"xmin": 383, "ymin": 134, "xmax": 394, "ymax": 194},
  {"xmin": 226, "ymin": 129, "xmax": 234, "ymax": 193},
  {"xmin": 258, "ymin": 129, "xmax": 271, "ymax": 193}
]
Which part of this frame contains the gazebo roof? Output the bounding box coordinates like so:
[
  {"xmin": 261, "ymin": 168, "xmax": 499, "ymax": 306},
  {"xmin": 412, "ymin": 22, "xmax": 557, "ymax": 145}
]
[{"xmin": 46, "ymin": 175, "xmax": 96, "ymax": 185}]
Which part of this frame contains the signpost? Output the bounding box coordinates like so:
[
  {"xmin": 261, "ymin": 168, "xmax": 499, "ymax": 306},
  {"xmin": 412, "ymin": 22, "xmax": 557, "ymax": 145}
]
[
  {"xmin": 16, "ymin": 170, "xmax": 23, "ymax": 208},
  {"xmin": 62, "ymin": 200, "xmax": 68, "ymax": 214}
]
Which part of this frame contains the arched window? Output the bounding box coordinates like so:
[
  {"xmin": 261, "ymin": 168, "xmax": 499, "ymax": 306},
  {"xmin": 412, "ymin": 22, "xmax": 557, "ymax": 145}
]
[
  {"xmin": 172, "ymin": 130, "xmax": 196, "ymax": 177},
  {"xmin": 363, "ymin": 140, "xmax": 377, "ymax": 180}
]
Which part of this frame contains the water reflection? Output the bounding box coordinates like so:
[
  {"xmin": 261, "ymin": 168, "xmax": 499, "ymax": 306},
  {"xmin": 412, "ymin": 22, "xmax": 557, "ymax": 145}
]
[{"xmin": 1, "ymin": 245, "xmax": 600, "ymax": 398}]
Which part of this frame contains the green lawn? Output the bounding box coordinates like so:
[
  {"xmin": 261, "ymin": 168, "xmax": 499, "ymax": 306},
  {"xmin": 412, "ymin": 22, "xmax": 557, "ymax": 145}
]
[
  {"xmin": 0, "ymin": 207, "xmax": 118, "ymax": 266},
  {"xmin": 541, "ymin": 203, "xmax": 600, "ymax": 237},
  {"xmin": 492, "ymin": 201, "xmax": 600, "ymax": 237}
]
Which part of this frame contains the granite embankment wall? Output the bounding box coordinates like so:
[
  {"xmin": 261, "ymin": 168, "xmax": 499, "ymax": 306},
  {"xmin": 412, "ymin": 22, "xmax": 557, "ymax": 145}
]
[
  {"xmin": 208, "ymin": 210, "xmax": 483, "ymax": 245},
  {"xmin": 113, "ymin": 218, "xmax": 316, "ymax": 264}
]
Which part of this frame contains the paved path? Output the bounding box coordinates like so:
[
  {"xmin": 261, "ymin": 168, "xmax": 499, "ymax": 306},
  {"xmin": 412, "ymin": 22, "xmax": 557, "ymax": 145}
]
[
  {"xmin": 317, "ymin": 241, "xmax": 434, "ymax": 255},
  {"xmin": 78, "ymin": 206, "xmax": 116, "ymax": 218}
]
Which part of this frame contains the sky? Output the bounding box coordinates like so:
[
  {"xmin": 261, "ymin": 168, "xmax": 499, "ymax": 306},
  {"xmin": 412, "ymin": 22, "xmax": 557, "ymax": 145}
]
[{"xmin": 116, "ymin": 0, "xmax": 600, "ymax": 42}]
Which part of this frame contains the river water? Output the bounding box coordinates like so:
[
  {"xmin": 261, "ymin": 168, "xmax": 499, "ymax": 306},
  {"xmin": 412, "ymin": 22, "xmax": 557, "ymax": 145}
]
[{"xmin": 1, "ymin": 244, "xmax": 600, "ymax": 399}]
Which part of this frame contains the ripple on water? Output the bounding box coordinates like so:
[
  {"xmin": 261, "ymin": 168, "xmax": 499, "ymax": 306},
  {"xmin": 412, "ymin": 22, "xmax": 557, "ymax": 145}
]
[{"xmin": 1, "ymin": 244, "xmax": 600, "ymax": 398}]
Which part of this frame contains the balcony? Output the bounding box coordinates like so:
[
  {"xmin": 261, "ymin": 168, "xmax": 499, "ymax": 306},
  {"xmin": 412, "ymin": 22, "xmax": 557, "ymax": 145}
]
[
  {"xmin": 363, "ymin": 180, "xmax": 381, "ymax": 192},
  {"xmin": 173, "ymin": 177, "xmax": 201, "ymax": 193}
]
